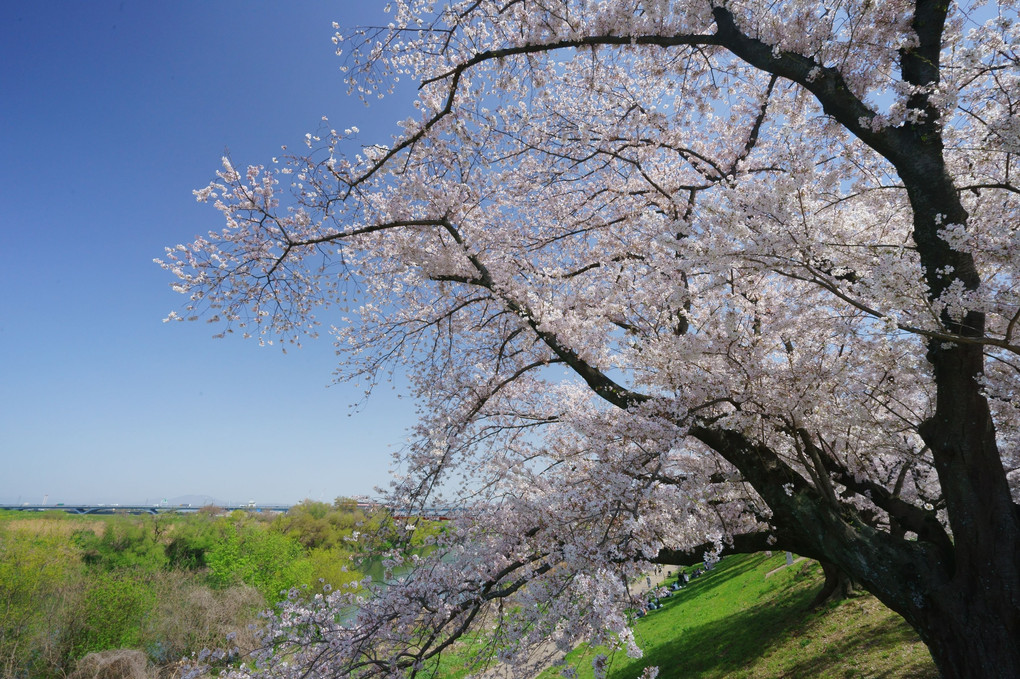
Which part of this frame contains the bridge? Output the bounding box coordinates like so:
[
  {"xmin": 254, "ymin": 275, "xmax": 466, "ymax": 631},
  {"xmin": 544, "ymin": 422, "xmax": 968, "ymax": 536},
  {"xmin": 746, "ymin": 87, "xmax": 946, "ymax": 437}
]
[
  {"xmin": 0, "ymin": 503, "xmax": 294, "ymax": 515},
  {"xmin": 0, "ymin": 502, "xmax": 468, "ymax": 519}
]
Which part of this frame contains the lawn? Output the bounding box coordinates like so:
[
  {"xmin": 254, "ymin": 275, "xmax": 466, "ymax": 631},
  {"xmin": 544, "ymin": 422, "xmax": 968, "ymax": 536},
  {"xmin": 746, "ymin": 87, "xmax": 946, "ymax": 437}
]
[
  {"xmin": 435, "ymin": 552, "xmax": 938, "ymax": 679},
  {"xmin": 541, "ymin": 553, "xmax": 937, "ymax": 679}
]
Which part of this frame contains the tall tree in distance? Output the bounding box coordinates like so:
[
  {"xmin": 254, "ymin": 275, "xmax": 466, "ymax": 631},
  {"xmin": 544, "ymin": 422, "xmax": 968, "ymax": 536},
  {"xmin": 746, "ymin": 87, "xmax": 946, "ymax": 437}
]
[{"xmin": 160, "ymin": 1, "xmax": 1020, "ymax": 676}]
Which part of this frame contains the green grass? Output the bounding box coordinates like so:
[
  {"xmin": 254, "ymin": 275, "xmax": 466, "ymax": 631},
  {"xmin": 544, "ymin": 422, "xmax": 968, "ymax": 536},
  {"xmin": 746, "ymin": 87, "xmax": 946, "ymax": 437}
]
[
  {"xmin": 437, "ymin": 553, "xmax": 938, "ymax": 679},
  {"xmin": 426, "ymin": 632, "xmax": 499, "ymax": 679}
]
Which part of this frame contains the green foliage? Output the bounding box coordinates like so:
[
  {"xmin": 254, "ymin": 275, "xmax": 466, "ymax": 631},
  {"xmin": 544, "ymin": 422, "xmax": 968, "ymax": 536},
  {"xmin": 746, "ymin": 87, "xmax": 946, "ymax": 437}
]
[
  {"xmin": 273, "ymin": 499, "xmax": 375, "ymax": 550},
  {"xmin": 164, "ymin": 515, "xmax": 219, "ymax": 571},
  {"xmin": 71, "ymin": 516, "xmax": 168, "ymax": 572},
  {"xmin": 406, "ymin": 517, "xmax": 445, "ymax": 549},
  {"xmin": 0, "ymin": 526, "xmax": 80, "ymax": 614},
  {"xmin": 273, "ymin": 502, "xmax": 339, "ymax": 550},
  {"xmin": 0, "ymin": 502, "xmax": 387, "ymax": 676},
  {"xmin": 0, "ymin": 525, "xmax": 84, "ymax": 678},
  {"xmin": 205, "ymin": 514, "xmax": 314, "ymax": 602},
  {"xmin": 305, "ymin": 546, "xmax": 362, "ymax": 595},
  {"xmin": 67, "ymin": 572, "xmax": 158, "ymax": 660},
  {"xmin": 333, "ymin": 497, "xmax": 359, "ymax": 512}
]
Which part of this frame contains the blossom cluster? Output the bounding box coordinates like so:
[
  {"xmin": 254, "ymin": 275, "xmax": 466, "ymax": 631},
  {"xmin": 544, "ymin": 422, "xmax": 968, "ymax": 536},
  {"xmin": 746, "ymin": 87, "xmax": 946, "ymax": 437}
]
[{"xmin": 163, "ymin": 1, "xmax": 1020, "ymax": 676}]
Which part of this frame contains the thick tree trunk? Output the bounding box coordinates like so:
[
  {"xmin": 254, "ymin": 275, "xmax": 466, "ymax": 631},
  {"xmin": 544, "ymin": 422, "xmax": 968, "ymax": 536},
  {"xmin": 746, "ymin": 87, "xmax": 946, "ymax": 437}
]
[
  {"xmin": 916, "ymin": 355, "xmax": 1020, "ymax": 679},
  {"xmin": 809, "ymin": 561, "xmax": 860, "ymax": 609},
  {"xmin": 843, "ymin": 347, "xmax": 1020, "ymax": 679},
  {"xmin": 884, "ymin": 74, "xmax": 1020, "ymax": 672},
  {"xmin": 914, "ymin": 586, "xmax": 1020, "ymax": 679},
  {"xmin": 808, "ymin": 519, "xmax": 1020, "ymax": 678}
]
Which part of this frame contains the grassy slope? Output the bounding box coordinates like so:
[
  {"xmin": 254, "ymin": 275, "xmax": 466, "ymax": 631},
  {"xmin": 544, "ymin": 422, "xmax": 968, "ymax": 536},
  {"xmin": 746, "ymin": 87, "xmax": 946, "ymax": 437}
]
[
  {"xmin": 440, "ymin": 553, "xmax": 939, "ymax": 679},
  {"xmin": 545, "ymin": 553, "xmax": 938, "ymax": 679}
]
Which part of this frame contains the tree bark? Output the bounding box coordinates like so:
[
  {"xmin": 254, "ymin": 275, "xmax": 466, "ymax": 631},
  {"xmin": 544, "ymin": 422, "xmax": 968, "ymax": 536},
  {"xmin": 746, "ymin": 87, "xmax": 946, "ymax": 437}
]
[
  {"xmin": 809, "ymin": 561, "xmax": 860, "ymax": 609},
  {"xmin": 912, "ymin": 582, "xmax": 1020, "ymax": 679}
]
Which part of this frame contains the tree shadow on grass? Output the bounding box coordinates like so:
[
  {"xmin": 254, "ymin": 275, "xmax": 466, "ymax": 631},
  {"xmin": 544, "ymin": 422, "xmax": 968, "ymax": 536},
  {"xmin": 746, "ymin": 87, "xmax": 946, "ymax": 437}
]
[
  {"xmin": 773, "ymin": 615, "xmax": 937, "ymax": 679},
  {"xmin": 599, "ymin": 555, "xmax": 810, "ymax": 677},
  {"xmin": 555, "ymin": 554, "xmax": 876, "ymax": 679},
  {"xmin": 633, "ymin": 581, "xmax": 937, "ymax": 679},
  {"xmin": 551, "ymin": 555, "xmax": 934, "ymax": 679},
  {"xmin": 636, "ymin": 584, "xmax": 818, "ymax": 679}
]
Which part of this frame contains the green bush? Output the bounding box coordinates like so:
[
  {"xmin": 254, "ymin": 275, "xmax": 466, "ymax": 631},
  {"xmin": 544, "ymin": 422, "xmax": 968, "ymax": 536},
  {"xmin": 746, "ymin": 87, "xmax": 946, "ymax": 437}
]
[
  {"xmin": 206, "ymin": 517, "xmax": 313, "ymax": 602},
  {"xmin": 273, "ymin": 499, "xmax": 372, "ymax": 550},
  {"xmin": 66, "ymin": 572, "xmax": 158, "ymax": 660},
  {"xmin": 71, "ymin": 517, "xmax": 167, "ymax": 572},
  {"xmin": 0, "ymin": 504, "xmax": 409, "ymax": 675},
  {"xmin": 305, "ymin": 546, "xmax": 363, "ymax": 595},
  {"xmin": 0, "ymin": 526, "xmax": 84, "ymax": 678},
  {"xmin": 164, "ymin": 516, "xmax": 219, "ymax": 571}
]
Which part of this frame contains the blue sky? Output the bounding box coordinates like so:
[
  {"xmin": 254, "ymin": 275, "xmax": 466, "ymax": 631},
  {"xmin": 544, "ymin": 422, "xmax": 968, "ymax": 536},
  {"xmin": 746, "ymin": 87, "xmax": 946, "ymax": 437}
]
[{"xmin": 0, "ymin": 2, "xmax": 419, "ymax": 506}]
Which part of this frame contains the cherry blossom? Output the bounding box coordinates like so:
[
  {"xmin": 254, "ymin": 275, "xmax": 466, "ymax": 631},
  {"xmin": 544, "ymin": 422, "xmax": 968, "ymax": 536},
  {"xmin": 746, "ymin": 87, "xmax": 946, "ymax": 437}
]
[{"xmin": 161, "ymin": 1, "xmax": 1020, "ymax": 677}]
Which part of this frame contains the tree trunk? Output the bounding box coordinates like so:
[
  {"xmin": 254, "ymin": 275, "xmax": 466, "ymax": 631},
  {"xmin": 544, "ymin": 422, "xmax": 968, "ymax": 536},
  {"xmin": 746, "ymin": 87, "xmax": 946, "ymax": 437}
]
[
  {"xmin": 910, "ymin": 345, "xmax": 1020, "ymax": 679},
  {"xmin": 914, "ymin": 586, "xmax": 1020, "ymax": 679},
  {"xmin": 809, "ymin": 561, "xmax": 860, "ymax": 609},
  {"xmin": 851, "ymin": 501, "xmax": 1020, "ymax": 679}
]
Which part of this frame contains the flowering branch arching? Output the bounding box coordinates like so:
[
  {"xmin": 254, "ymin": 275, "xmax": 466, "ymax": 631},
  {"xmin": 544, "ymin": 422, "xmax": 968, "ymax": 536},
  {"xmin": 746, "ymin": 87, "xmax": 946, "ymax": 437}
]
[{"xmin": 160, "ymin": 2, "xmax": 1020, "ymax": 678}]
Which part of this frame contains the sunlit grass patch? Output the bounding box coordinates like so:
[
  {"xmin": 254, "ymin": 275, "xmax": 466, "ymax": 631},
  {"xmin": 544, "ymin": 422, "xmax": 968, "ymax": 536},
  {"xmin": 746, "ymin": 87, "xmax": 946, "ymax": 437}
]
[{"xmin": 532, "ymin": 553, "xmax": 937, "ymax": 679}]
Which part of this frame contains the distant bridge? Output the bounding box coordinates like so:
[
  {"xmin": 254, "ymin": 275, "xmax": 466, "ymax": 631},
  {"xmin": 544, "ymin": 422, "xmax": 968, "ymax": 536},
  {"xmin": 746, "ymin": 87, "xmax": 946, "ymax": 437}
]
[
  {"xmin": 0, "ymin": 503, "xmax": 294, "ymax": 515},
  {"xmin": 0, "ymin": 502, "xmax": 467, "ymax": 519}
]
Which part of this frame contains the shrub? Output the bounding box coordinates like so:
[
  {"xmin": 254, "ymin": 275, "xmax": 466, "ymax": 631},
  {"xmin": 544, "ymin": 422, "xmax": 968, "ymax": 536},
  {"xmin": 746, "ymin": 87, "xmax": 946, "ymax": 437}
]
[
  {"xmin": 205, "ymin": 518, "xmax": 313, "ymax": 602},
  {"xmin": 72, "ymin": 517, "xmax": 167, "ymax": 572},
  {"xmin": 0, "ymin": 525, "xmax": 84, "ymax": 678},
  {"xmin": 164, "ymin": 517, "xmax": 218, "ymax": 571},
  {"xmin": 305, "ymin": 547, "xmax": 363, "ymax": 595},
  {"xmin": 66, "ymin": 572, "xmax": 158, "ymax": 660},
  {"xmin": 142, "ymin": 571, "xmax": 264, "ymax": 665}
]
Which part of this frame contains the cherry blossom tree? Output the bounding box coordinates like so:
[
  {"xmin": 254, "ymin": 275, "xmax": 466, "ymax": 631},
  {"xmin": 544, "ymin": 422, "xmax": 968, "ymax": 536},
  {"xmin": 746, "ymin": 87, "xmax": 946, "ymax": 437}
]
[{"xmin": 160, "ymin": 0, "xmax": 1020, "ymax": 677}]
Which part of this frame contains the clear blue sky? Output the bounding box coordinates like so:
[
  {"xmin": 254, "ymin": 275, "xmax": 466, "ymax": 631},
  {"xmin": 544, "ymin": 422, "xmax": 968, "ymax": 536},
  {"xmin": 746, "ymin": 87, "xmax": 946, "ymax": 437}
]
[{"xmin": 0, "ymin": 2, "xmax": 419, "ymax": 506}]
